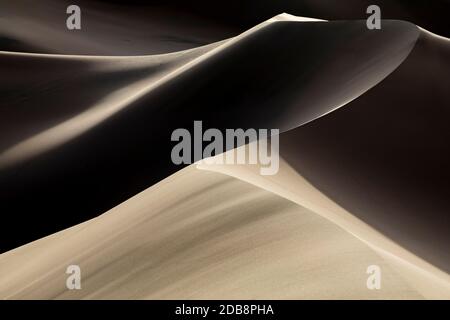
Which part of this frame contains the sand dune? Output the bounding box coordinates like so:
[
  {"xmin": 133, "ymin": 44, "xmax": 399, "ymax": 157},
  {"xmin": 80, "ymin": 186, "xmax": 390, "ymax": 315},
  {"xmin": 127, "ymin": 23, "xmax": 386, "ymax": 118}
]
[
  {"xmin": 198, "ymin": 148, "xmax": 450, "ymax": 299},
  {"xmin": 280, "ymin": 28, "xmax": 450, "ymax": 272},
  {"xmin": 0, "ymin": 2, "xmax": 449, "ymax": 300},
  {"xmin": 1, "ymin": 155, "xmax": 448, "ymax": 299},
  {"xmin": 1, "ymin": 0, "xmax": 448, "ymax": 54},
  {"xmin": 0, "ymin": 164, "xmax": 428, "ymax": 299},
  {"xmin": 0, "ymin": 0, "xmax": 238, "ymax": 55},
  {"xmin": 0, "ymin": 14, "xmax": 420, "ymax": 252}
]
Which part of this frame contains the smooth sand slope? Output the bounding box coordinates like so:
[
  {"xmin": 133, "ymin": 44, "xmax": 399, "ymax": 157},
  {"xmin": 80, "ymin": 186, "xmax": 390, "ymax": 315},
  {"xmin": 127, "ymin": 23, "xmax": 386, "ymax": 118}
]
[
  {"xmin": 1, "ymin": 0, "xmax": 447, "ymax": 54},
  {"xmin": 198, "ymin": 146, "xmax": 450, "ymax": 299},
  {"xmin": 0, "ymin": 164, "xmax": 428, "ymax": 299},
  {"xmin": 0, "ymin": 7, "xmax": 448, "ymax": 299},
  {"xmin": 0, "ymin": 14, "xmax": 420, "ymax": 252},
  {"xmin": 280, "ymin": 29, "xmax": 450, "ymax": 273}
]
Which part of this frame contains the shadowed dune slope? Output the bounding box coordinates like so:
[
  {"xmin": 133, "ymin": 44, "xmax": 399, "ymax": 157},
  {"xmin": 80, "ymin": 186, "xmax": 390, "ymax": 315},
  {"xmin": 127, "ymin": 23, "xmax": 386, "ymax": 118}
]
[
  {"xmin": 0, "ymin": 16, "xmax": 419, "ymax": 252},
  {"xmin": 0, "ymin": 0, "xmax": 238, "ymax": 55},
  {"xmin": 0, "ymin": 5, "xmax": 448, "ymax": 299},
  {"xmin": 1, "ymin": 0, "xmax": 448, "ymax": 55},
  {"xmin": 280, "ymin": 29, "xmax": 450, "ymax": 273},
  {"xmin": 197, "ymin": 150, "xmax": 450, "ymax": 299},
  {"xmin": 0, "ymin": 165, "xmax": 429, "ymax": 299}
]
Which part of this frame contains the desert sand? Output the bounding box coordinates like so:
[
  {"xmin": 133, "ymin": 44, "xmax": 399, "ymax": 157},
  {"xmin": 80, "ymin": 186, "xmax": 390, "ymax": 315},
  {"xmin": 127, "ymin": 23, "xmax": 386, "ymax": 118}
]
[
  {"xmin": 0, "ymin": 1, "xmax": 449, "ymax": 300},
  {"xmin": 0, "ymin": 163, "xmax": 430, "ymax": 299}
]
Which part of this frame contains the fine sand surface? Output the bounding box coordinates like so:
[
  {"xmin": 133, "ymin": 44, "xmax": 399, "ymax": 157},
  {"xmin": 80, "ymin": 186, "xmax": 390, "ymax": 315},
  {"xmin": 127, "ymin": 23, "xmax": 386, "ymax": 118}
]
[
  {"xmin": 0, "ymin": 145, "xmax": 449, "ymax": 299},
  {"xmin": 1, "ymin": 0, "xmax": 448, "ymax": 54},
  {"xmin": 0, "ymin": 14, "xmax": 421, "ymax": 252},
  {"xmin": 280, "ymin": 28, "xmax": 450, "ymax": 273},
  {"xmin": 0, "ymin": 5, "xmax": 449, "ymax": 299},
  {"xmin": 198, "ymin": 147, "xmax": 450, "ymax": 299},
  {"xmin": 0, "ymin": 164, "xmax": 430, "ymax": 299}
]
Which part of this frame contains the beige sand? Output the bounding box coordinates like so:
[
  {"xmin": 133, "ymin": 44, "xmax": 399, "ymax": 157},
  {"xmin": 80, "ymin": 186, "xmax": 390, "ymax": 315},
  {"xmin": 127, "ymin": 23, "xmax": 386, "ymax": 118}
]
[
  {"xmin": 0, "ymin": 161, "xmax": 444, "ymax": 299},
  {"xmin": 197, "ymin": 144, "xmax": 450, "ymax": 299},
  {"xmin": 0, "ymin": 13, "xmax": 447, "ymax": 300}
]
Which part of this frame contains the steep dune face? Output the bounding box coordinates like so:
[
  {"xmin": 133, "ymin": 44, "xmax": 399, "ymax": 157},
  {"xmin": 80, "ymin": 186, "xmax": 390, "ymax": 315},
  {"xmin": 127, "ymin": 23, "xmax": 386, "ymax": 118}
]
[
  {"xmin": 0, "ymin": 16, "xmax": 419, "ymax": 252},
  {"xmin": 197, "ymin": 150, "xmax": 450, "ymax": 299},
  {"xmin": 0, "ymin": 165, "xmax": 425, "ymax": 299},
  {"xmin": 0, "ymin": 43, "xmax": 222, "ymax": 158},
  {"xmin": 280, "ymin": 30, "xmax": 450, "ymax": 273},
  {"xmin": 0, "ymin": 2, "xmax": 448, "ymax": 300}
]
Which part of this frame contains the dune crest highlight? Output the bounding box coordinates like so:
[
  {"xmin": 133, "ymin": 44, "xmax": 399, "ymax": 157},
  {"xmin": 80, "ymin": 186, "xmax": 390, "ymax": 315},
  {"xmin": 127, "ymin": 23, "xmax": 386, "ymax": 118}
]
[{"xmin": 0, "ymin": 2, "xmax": 448, "ymax": 300}]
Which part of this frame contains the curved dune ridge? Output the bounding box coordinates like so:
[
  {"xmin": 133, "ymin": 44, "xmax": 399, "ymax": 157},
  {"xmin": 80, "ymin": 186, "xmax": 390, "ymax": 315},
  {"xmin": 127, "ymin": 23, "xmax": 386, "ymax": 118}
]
[
  {"xmin": 0, "ymin": 164, "xmax": 428, "ymax": 299},
  {"xmin": 0, "ymin": 14, "xmax": 418, "ymax": 168},
  {"xmin": 0, "ymin": 6, "xmax": 449, "ymax": 300},
  {"xmin": 0, "ymin": 156, "xmax": 449, "ymax": 299},
  {"xmin": 0, "ymin": 14, "xmax": 422, "ymax": 252}
]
